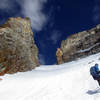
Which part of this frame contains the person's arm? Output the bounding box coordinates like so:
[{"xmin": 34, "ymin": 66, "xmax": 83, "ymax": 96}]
[
  {"xmin": 96, "ymin": 67, "xmax": 100, "ymax": 74},
  {"xmin": 97, "ymin": 70, "xmax": 100, "ymax": 74},
  {"xmin": 97, "ymin": 71, "xmax": 100, "ymax": 74}
]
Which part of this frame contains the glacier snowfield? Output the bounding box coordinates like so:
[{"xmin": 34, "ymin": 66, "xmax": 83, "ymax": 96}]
[{"xmin": 1, "ymin": 53, "xmax": 100, "ymax": 100}]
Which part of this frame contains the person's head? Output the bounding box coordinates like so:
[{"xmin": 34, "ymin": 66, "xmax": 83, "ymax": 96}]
[{"xmin": 95, "ymin": 63, "xmax": 99, "ymax": 67}]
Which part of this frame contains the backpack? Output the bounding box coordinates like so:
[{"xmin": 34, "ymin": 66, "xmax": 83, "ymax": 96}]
[{"xmin": 90, "ymin": 66, "xmax": 99, "ymax": 80}]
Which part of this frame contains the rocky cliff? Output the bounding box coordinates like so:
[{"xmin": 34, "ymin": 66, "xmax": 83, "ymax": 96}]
[
  {"xmin": 56, "ymin": 25, "xmax": 100, "ymax": 64},
  {"xmin": 0, "ymin": 17, "xmax": 40, "ymax": 75}
]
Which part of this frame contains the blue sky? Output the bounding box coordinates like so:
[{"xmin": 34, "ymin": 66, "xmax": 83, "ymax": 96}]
[{"xmin": 0, "ymin": 0, "xmax": 100, "ymax": 65}]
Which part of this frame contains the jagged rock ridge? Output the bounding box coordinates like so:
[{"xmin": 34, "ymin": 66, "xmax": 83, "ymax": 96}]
[
  {"xmin": 0, "ymin": 17, "xmax": 40, "ymax": 75},
  {"xmin": 56, "ymin": 25, "xmax": 100, "ymax": 64}
]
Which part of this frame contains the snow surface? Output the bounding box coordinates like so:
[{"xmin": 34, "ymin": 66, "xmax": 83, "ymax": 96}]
[{"xmin": 1, "ymin": 53, "xmax": 100, "ymax": 100}]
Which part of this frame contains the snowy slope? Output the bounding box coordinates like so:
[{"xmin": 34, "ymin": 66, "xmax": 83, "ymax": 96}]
[{"xmin": 1, "ymin": 53, "xmax": 100, "ymax": 100}]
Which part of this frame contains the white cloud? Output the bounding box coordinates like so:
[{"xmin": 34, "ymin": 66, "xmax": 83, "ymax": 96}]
[
  {"xmin": 39, "ymin": 54, "xmax": 46, "ymax": 65},
  {"xmin": 17, "ymin": 0, "xmax": 47, "ymax": 31},
  {"xmin": 0, "ymin": 0, "xmax": 48, "ymax": 31}
]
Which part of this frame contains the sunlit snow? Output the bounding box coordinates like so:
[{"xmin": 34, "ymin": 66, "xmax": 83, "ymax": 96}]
[{"xmin": 0, "ymin": 53, "xmax": 100, "ymax": 100}]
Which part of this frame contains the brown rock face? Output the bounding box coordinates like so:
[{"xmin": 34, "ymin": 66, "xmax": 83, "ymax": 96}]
[
  {"xmin": 0, "ymin": 17, "xmax": 40, "ymax": 75},
  {"xmin": 56, "ymin": 24, "xmax": 100, "ymax": 64},
  {"xmin": 56, "ymin": 48, "xmax": 63, "ymax": 64}
]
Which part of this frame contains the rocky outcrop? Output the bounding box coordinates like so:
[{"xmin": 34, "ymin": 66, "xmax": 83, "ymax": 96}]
[
  {"xmin": 0, "ymin": 17, "xmax": 40, "ymax": 75},
  {"xmin": 56, "ymin": 48, "xmax": 63, "ymax": 64},
  {"xmin": 56, "ymin": 24, "xmax": 100, "ymax": 64}
]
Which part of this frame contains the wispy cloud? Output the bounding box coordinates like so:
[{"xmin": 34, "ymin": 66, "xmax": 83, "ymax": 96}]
[
  {"xmin": 0, "ymin": 0, "xmax": 14, "ymax": 10},
  {"xmin": 92, "ymin": 0, "xmax": 100, "ymax": 23},
  {"xmin": 17, "ymin": 0, "xmax": 47, "ymax": 31},
  {"xmin": 50, "ymin": 30, "xmax": 61, "ymax": 44},
  {"xmin": 39, "ymin": 54, "xmax": 46, "ymax": 65},
  {"xmin": 0, "ymin": 0, "xmax": 48, "ymax": 31}
]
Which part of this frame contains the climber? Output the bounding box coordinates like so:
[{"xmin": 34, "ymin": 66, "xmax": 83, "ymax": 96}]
[{"xmin": 90, "ymin": 63, "xmax": 100, "ymax": 86}]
